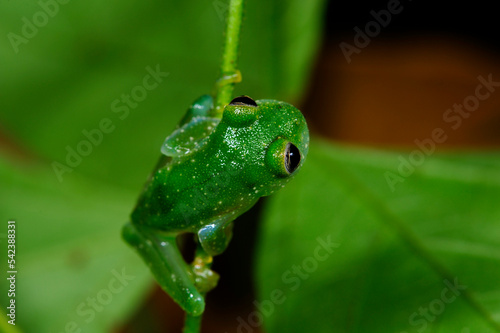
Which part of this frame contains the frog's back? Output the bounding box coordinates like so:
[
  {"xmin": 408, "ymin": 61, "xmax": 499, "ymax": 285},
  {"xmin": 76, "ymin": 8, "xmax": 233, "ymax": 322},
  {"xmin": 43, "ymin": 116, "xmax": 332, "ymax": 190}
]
[
  {"xmin": 131, "ymin": 95, "xmax": 225, "ymax": 231},
  {"xmin": 131, "ymin": 145, "xmax": 232, "ymax": 233}
]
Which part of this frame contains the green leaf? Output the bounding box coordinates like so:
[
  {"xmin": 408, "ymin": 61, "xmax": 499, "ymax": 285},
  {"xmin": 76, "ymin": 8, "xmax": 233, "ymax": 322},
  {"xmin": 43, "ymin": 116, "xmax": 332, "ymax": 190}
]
[
  {"xmin": 238, "ymin": 0, "xmax": 327, "ymax": 100},
  {"xmin": 256, "ymin": 140, "xmax": 500, "ymax": 333},
  {"xmin": 0, "ymin": 157, "xmax": 152, "ymax": 333}
]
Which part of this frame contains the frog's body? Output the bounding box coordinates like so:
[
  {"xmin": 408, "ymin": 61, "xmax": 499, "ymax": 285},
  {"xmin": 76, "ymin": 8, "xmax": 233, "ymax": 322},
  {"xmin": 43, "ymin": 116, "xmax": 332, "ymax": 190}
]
[{"xmin": 123, "ymin": 95, "xmax": 309, "ymax": 316}]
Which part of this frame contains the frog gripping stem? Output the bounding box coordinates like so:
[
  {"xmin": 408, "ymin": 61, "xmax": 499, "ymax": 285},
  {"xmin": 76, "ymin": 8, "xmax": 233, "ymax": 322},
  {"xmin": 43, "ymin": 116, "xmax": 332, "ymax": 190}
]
[{"xmin": 121, "ymin": 0, "xmax": 309, "ymax": 331}]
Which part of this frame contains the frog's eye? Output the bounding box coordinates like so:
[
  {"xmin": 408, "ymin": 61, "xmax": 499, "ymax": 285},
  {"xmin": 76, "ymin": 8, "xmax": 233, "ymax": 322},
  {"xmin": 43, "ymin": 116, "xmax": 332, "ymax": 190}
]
[
  {"xmin": 223, "ymin": 96, "xmax": 259, "ymax": 128},
  {"xmin": 266, "ymin": 139, "xmax": 302, "ymax": 177},
  {"xmin": 285, "ymin": 143, "xmax": 301, "ymax": 174},
  {"xmin": 229, "ymin": 95, "xmax": 258, "ymax": 107}
]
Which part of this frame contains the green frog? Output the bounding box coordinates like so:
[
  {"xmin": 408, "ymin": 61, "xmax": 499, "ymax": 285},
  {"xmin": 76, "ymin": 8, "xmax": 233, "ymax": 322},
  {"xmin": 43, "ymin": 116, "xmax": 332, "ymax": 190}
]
[{"xmin": 122, "ymin": 95, "xmax": 309, "ymax": 316}]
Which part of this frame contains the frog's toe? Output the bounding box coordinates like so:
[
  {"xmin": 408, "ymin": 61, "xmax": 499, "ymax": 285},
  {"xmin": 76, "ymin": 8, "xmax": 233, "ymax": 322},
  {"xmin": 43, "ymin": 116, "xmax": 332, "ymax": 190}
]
[
  {"xmin": 184, "ymin": 293, "xmax": 205, "ymax": 316},
  {"xmin": 122, "ymin": 222, "xmax": 140, "ymax": 247}
]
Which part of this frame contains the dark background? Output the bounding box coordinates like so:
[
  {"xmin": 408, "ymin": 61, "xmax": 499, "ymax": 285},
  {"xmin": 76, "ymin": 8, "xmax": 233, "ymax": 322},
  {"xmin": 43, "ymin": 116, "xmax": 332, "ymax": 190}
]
[
  {"xmin": 327, "ymin": 0, "xmax": 499, "ymax": 49},
  {"xmin": 306, "ymin": 0, "xmax": 500, "ymax": 148}
]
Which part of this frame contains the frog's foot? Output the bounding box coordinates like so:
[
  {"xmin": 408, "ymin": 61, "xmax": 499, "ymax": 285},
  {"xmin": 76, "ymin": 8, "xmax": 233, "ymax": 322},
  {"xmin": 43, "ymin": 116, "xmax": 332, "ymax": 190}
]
[
  {"xmin": 122, "ymin": 222, "xmax": 205, "ymax": 316},
  {"xmin": 198, "ymin": 221, "xmax": 234, "ymax": 256},
  {"xmin": 191, "ymin": 254, "xmax": 219, "ymax": 294}
]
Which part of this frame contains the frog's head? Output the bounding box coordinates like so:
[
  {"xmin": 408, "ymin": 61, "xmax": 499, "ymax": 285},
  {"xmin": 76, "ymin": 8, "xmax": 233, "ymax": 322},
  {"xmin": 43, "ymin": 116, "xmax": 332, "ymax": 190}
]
[{"xmin": 221, "ymin": 96, "xmax": 309, "ymax": 195}]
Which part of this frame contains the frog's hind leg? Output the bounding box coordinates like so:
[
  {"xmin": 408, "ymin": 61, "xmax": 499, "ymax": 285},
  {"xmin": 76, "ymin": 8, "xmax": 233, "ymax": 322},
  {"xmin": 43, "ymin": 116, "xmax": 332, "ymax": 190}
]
[{"xmin": 122, "ymin": 222, "xmax": 205, "ymax": 316}]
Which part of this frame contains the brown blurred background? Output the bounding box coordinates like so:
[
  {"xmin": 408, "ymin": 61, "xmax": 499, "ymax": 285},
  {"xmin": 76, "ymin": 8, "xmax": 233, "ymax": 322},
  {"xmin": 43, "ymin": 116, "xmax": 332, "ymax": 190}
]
[{"xmin": 305, "ymin": 0, "xmax": 500, "ymax": 149}]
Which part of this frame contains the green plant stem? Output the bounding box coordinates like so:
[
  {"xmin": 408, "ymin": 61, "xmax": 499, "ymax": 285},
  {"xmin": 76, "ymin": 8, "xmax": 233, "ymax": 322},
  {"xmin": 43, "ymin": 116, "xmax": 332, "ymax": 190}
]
[
  {"xmin": 183, "ymin": 312, "xmax": 203, "ymax": 333},
  {"xmin": 182, "ymin": 3, "xmax": 245, "ymax": 332},
  {"xmin": 213, "ymin": 0, "xmax": 245, "ymax": 117}
]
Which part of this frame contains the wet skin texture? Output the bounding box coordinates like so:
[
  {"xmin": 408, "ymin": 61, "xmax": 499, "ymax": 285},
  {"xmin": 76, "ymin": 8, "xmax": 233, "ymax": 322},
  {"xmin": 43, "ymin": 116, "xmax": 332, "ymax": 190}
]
[{"xmin": 123, "ymin": 95, "xmax": 309, "ymax": 316}]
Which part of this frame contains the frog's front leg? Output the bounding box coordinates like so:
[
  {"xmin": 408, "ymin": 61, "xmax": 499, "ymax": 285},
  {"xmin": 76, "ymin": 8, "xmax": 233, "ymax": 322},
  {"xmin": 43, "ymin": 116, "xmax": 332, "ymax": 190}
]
[
  {"xmin": 122, "ymin": 222, "xmax": 205, "ymax": 316},
  {"xmin": 178, "ymin": 94, "xmax": 214, "ymax": 127},
  {"xmin": 197, "ymin": 213, "xmax": 237, "ymax": 256}
]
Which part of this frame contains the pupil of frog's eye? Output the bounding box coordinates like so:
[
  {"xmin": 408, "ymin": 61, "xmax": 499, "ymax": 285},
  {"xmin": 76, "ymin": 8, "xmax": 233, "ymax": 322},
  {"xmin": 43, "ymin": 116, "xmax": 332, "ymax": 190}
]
[
  {"xmin": 285, "ymin": 143, "xmax": 301, "ymax": 174},
  {"xmin": 229, "ymin": 95, "xmax": 258, "ymax": 107}
]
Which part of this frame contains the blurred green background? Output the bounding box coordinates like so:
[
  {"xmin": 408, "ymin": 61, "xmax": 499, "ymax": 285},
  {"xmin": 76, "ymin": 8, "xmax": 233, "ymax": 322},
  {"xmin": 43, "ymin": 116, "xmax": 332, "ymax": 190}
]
[{"xmin": 1, "ymin": 0, "xmax": 500, "ymax": 332}]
